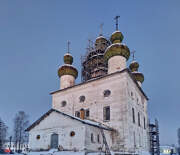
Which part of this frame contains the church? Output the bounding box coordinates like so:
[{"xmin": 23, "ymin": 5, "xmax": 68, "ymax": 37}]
[{"xmin": 26, "ymin": 17, "xmax": 150, "ymax": 154}]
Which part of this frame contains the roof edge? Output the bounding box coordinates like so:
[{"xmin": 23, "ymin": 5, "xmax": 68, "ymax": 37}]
[
  {"xmin": 50, "ymin": 68, "xmax": 148, "ymax": 100},
  {"xmin": 26, "ymin": 109, "xmax": 113, "ymax": 132}
]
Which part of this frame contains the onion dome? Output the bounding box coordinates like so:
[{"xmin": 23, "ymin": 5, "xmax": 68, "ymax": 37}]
[
  {"xmin": 104, "ymin": 31, "xmax": 130, "ymax": 62},
  {"xmin": 95, "ymin": 35, "xmax": 108, "ymax": 45},
  {"xmin": 58, "ymin": 53, "xmax": 78, "ymax": 79},
  {"xmin": 132, "ymin": 72, "xmax": 144, "ymax": 83},
  {"xmin": 129, "ymin": 61, "xmax": 144, "ymax": 83},
  {"xmin": 95, "ymin": 35, "xmax": 110, "ymax": 51},
  {"xmin": 64, "ymin": 53, "xmax": 73, "ymax": 64},
  {"xmin": 129, "ymin": 61, "xmax": 139, "ymax": 72},
  {"xmin": 110, "ymin": 31, "xmax": 124, "ymax": 43}
]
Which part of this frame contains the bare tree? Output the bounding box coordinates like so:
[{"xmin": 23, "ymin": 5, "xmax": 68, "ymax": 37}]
[
  {"xmin": 0, "ymin": 118, "xmax": 8, "ymax": 149},
  {"xmin": 178, "ymin": 128, "xmax": 180, "ymax": 155},
  {"xmin": 13, "ymin": 111, "xmax": 29, "ymax": 152}
]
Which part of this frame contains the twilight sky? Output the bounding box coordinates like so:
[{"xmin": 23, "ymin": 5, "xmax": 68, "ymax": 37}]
[{"xmin": 0, "ymin": 0, "xmax": 179, "ymax": 146}]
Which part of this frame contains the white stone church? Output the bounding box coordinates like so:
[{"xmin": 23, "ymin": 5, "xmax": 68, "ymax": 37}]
[{"xmin": 26, "ymin": 20, "xmax": 150, "ymax": 154}]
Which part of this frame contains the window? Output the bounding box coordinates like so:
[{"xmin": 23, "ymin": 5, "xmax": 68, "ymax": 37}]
[
  {"xmin": 139, "ymin": 134, "xmax": 141, "ymax": 147},
  {"xmin": 132, "ymin": 108, "xmax": 135, "ymax": 123},
  {"xmin": 75, "ymin": 111, "xmax": 80, "ymax": 118},
  {"xmin": 138, "ymin": 112, "xmax": 140, "ymax": 127},
  {"xmin": 70, "ymin": 131, "xmax": 75, "ymax": 137},
  {"xmin": 91, "ymin": 133, "xmax": 94, "ymax": 143},
  {"xmin": 133, "ymin": 131, "xmax": 136, "ymax": 148},
  {"xmin": 103, "ymin": 90, "xmax": 111, "ymax": 97},
  {"xmin": 79, "ymin": 95, "xmax": 85, "ymax": 102},
  {"xmin": 131, "ymin": 92, "xmax": 134, "ymax": 100},
  {"xmin": 131, "ymin": 92, "xmax": 133, "ymax": 97},
  {"xmin": 85, "ymin": 109, "xmax": 90, "ymax": 118},
  {"xmin": 36, "ymin": 135, "xmax": 40, "ymax": 140},
  {"xmin": 61, "ymin": 101, "xmax": 67, "ymax": 107},
  {"xmin": 97, "ymin": 134, "xmax": 100, "ymax": 143},
  {"xmin": 103, "ymin": 106, "xmax": 110, "ymax": 121},
  {"xmin": 144, "ymin": 117, "xmax": 146, "ymax": 129}
]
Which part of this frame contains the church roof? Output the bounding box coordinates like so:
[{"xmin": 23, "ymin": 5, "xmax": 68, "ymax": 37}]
[
  {"xmin": 50, "ymin": 68, "xmax": 149, "ymax": 100},
  {"xmin": 26, "ymin": 109, "xmax": 113, "ymax": 132}
]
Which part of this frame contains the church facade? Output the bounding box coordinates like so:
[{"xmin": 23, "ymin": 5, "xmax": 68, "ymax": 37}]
[{"xmin": 27, "ymin": 19, "xmax": 150, "ymax": 154}]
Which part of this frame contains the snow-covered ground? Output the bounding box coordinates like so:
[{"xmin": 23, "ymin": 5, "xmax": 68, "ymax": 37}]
[{"xmin": 0, "ymin": 149, "xmax": 152, "ymax": 155}]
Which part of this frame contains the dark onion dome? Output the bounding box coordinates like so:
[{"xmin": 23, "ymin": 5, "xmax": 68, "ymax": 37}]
[
  {"xmin": 95, "ymin": 35, "xmax": 108, "ymax": 44},
  {"xmin": 110, "ymin": 31, "xmax": 124, "ymax": 43},
  {"xmin": 64, "ymin": 53, "xmax": 73, "ymax": 65},
  {"xmin": 132, "ymin": 71, "xmax": 144, "ymax": 83},
  {"xmin": 95, "ymin": 35, "xmax": 110, "ymax": 51},
  {"xmin": 58, "ymin": 53, "xmax": 78, "ymax": 79},
  {"xmin": 104, "ymin": 43, "xmax": 130, "ymax": 62},
  {"xmin": 129, "ymin": 61, "xmax": 139, "ymax": 72},
  {"xmin": 129, "ymin": 61, "xmax": 144, "ymax": 83}
]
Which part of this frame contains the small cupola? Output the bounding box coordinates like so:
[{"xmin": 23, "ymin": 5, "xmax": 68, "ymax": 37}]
[
  {"xmin": 129, "ymin": 60, "xmax": 144, "ymax": 87},
  {"xmin": 58, "ymin": 42, "xmax": 78, "ymax": 89}
]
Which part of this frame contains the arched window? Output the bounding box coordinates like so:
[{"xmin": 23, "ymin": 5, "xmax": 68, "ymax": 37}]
[
  {"xmin": 138, "ymin": 112, "xmax": 140, "ymax": 127},
  {"xmin": 133, "ymin": 131, "xmax": 136, "ymax": 148},
  {"xmin": 132, "ymin": 108, "xmax": 135, "ymax": 123},
  {"xmin": 91, "ymin": 133, "xmax": 94, "ymax": 143},
  {"xmin": 144, "ymin": 117, "xmax": 146, "ymax": 129},
  {"xmin": 103, "ymin": 106, "xmax": 110, "ymax": 121},
  {"xmin": 75, "ymin": 111, "xmax": 80, "ymax": 118},
  {"xmin": 97, "ymin": 134, "xmax": 100, "ymax": 143}
]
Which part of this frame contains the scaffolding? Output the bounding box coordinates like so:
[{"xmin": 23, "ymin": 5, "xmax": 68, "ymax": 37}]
[
  {"xmin": 149, "ymin": 119, "xmax": 160, "ymax": 155},
  {"xmin": 81, "ymin": 37, "xmax": 110, "ymax": 82}
]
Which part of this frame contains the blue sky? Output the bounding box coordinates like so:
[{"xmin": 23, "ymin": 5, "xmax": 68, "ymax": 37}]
[{"xmin": 0, "ymin": 0, "xmax": 179, "ymax": 146}]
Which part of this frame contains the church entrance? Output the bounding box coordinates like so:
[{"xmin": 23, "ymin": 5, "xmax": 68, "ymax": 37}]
[{"xmin": 50, "ymin": 133, "xmax": 59, "ymax": 149}]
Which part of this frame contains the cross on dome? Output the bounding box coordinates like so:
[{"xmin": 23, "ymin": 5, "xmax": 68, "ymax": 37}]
[
  {"xmin": 131, "ymin": 50, "xmax": 136, "ymax": 61},
  {"xmin": 67, "ymin": 41, "xmax": 70, "ymax": 53},
  {"xmin": 114, "ymin": 15, "xmax": 120, "ymax": 31},
  {"xmin": 99, "ymin": 23, "xmax": 104, "ymax": 36}
]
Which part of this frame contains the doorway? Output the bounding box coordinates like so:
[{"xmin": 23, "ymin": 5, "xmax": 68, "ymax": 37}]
[{"xmin": 50, "ymin": 133, "xmax": 59, "ymax": 149}]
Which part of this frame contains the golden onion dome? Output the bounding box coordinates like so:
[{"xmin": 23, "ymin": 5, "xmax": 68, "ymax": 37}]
[
  {"xmin": 104, "ymin": 43, "xmax": 130, "ymax": 62},
  {"xmin": 58, "ymin": 65, "xmax": 78, "ymax": 79},
  {"xmin": 129, "ymin": 61, "xmax": 139, "ymax": 72},
  {"xmin": 110, "ymin": 31, "xmax": 124, "ymax": 43},
  {"xmin": 104, "ymin": 30, "xmax": 130, "ymax": 62},
  {"xmin": 64, "ymin": 53, "xmax": 73, "ymax": 65},
  {"xmin": 132, "ymin": 72, "xmax": 144, "ymax": 83},
  {"xmin": 58, "ymin": 53, "xmax": 78, "ymax": 79}
]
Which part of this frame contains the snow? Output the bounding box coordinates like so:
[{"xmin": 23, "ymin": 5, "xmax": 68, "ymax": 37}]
[
  {"xmin": 2, "ymin": 150, "xmax": 150, "ymax": 155},
  {"xmin": 26, "ymin": 151, "xmax": 151, "ymax": 155},
  {"xmin": 111, "ymin": 30, "xmax": 121, "ymax": 35},
  {"xmin": 64, "ymin": 53, "xmax": 72, "ymax": 56},
  {"xmin": 96, "ymin": 35, "xmax": 107, "ymax": 40},
  {"xmin": 105, "ymin": 43, "xmax": 127, "ymax": 52},
  {"xmin": 28, "ymin": 150, "xmax": 85, "ymax": 155}
]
